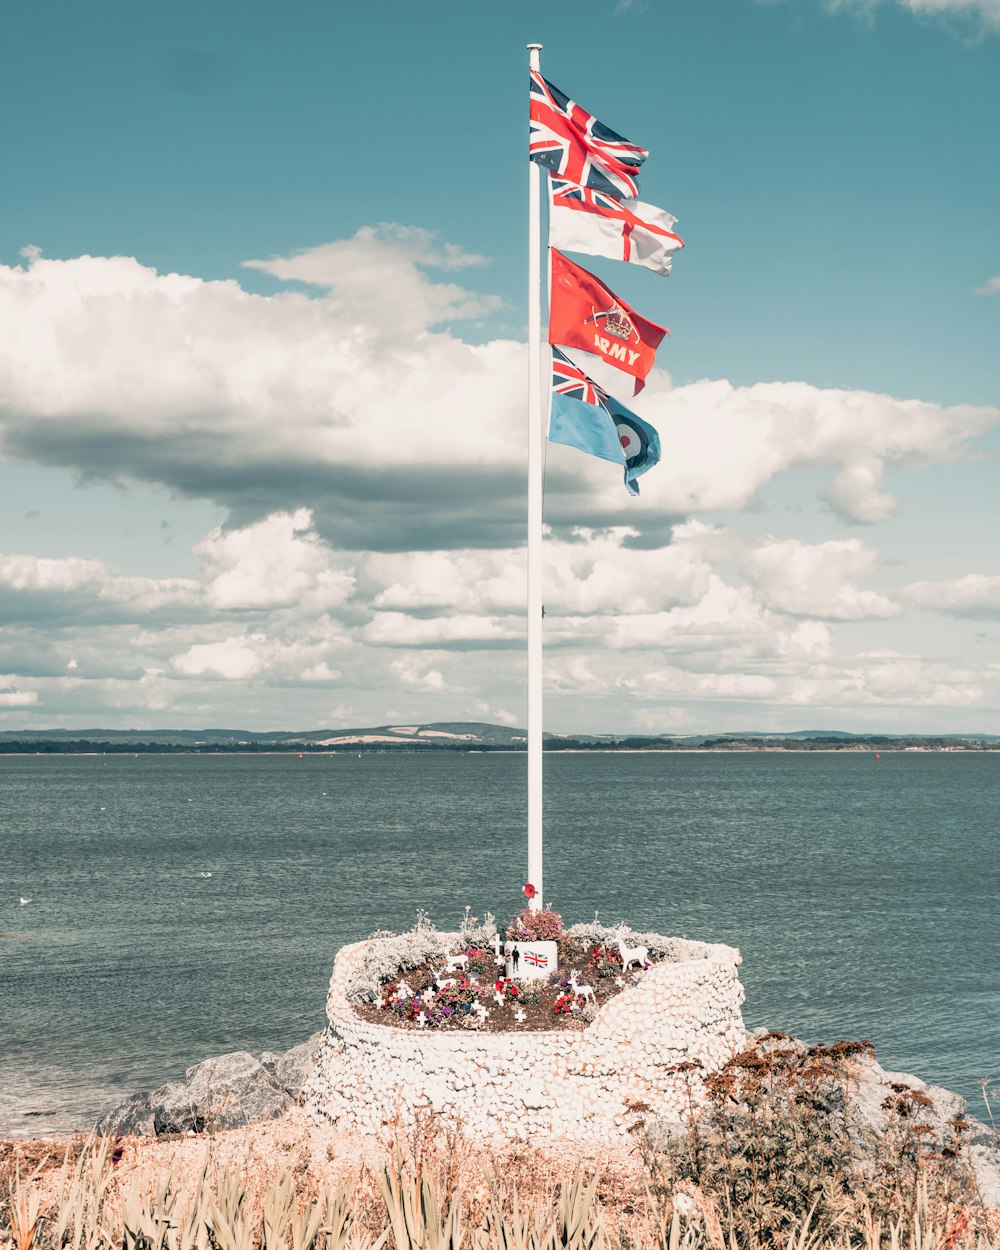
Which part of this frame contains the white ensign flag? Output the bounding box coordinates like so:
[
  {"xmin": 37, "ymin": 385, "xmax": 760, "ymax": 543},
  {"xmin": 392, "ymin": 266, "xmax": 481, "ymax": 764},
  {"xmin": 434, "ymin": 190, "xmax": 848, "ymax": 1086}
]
[{"xmin": 549, "ymin": 177, "xmax": 684, "ymax": 277}]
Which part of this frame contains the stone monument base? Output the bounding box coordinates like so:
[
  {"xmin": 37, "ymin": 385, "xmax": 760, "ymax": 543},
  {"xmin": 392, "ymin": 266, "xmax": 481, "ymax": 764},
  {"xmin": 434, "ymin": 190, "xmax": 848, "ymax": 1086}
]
[{"xmin": 304, "ymin": 933, "xmax": 747, "ymax": 1142}]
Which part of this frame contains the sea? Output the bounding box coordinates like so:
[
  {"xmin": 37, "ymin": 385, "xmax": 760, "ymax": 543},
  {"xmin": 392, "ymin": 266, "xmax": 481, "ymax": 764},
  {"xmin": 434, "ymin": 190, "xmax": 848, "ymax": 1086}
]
[{"xmin": 1, "ymin": 750, "xmax": 998, "ymax": 1139}]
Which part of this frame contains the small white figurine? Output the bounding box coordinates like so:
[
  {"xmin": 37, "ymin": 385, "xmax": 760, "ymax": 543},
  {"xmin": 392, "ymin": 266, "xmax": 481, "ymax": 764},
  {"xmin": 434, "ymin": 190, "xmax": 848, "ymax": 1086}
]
[
  {"xmin": 436, "ymin": 977, "xmax": 456, "ymax": 990},
  {"xmin": 397, "ymin": 978, "xmax": 414, "ymax": 998},
  {"xmin": 445, "ymin": 953, "xmax": 469, "ymax": 973},
  {"xmin": 614, "ymin": 928, "xmax": 650, "ymax": 971},
  {"xmin": 568, "ymin": 970, "xmax": 595, "ymax": 1004}
]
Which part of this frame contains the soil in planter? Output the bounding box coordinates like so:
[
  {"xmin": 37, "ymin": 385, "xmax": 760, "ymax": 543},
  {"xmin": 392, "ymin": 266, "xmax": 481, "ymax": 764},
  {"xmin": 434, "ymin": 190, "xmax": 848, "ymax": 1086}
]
[{"xmin": 352, "ymin": 937, "xmax": 663, "ymax": 1033}]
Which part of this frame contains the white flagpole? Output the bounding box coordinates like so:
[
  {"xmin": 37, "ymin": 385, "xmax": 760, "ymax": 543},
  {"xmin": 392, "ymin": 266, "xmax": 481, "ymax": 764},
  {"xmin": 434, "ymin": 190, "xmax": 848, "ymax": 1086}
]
[{"xmin": 526, "ymin": 42, "xmax": 544, "ymax": 912}]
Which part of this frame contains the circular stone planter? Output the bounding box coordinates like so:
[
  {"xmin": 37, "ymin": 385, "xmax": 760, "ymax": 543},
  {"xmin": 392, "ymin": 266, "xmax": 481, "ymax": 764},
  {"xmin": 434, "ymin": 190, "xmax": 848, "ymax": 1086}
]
[{"xmin": 303, "ymin": 932, "xmax": 747, "ymax": 1142}]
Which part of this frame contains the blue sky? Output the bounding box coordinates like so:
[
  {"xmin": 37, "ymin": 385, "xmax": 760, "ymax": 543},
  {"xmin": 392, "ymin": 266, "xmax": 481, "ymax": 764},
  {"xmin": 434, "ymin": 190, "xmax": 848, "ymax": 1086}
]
[{"xmin": 0, "ymin": 0, "xmax": 998, "ymax": 733}]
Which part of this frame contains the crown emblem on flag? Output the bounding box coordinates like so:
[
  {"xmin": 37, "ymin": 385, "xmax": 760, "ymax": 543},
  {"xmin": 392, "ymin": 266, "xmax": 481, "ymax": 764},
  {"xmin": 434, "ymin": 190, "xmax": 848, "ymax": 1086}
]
[
  {"xmin": 603, "ymin": 303, "xmax": 634, "ymax": 340},
  {"xmin": 584, "ymin": 302, "xmax": 635, "ymax": 341}
]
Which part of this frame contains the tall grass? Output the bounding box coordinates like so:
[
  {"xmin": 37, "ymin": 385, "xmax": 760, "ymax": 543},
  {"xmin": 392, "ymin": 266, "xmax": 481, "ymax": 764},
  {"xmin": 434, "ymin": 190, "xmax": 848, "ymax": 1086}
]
[{"xmin": 1, "ymin": 1067, "xmax": 995, "ymax": 1250}]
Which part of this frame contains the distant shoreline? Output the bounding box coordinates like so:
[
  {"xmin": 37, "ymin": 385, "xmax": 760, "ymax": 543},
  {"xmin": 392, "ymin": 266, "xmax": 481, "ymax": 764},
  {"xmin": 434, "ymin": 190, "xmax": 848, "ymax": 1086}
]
[{"xmin": 0, "ymin": 743, "xmax": 997, "ymax": 757}]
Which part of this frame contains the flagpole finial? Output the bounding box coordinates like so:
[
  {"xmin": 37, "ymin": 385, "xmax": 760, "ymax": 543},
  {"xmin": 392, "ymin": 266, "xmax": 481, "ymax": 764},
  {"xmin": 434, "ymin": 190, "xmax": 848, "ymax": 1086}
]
[{"xmin": 527, "ymin": 43, "xmax": 542, "ymax": 71}]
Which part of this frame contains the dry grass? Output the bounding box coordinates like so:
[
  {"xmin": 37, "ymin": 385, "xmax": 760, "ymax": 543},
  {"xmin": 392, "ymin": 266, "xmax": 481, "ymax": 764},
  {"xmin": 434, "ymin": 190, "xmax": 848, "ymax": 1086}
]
[{"xmin": 0, "ymin": 1091, "xmax": 996, "ymax": 1250}]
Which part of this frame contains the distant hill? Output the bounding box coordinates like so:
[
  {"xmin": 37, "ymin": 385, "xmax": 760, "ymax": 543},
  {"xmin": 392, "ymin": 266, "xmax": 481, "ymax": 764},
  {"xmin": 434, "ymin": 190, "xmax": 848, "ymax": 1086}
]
[{"xmin": 0, "ymin": 722, "xmax": 999, "ymax": 752}]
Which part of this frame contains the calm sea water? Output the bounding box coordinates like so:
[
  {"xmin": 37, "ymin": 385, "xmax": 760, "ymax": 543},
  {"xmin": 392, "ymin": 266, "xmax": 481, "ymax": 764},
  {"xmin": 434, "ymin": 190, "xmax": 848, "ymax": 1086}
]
[{"xmin": 1, "ymin": 751, "xmax": 998, "ymax": 1138}]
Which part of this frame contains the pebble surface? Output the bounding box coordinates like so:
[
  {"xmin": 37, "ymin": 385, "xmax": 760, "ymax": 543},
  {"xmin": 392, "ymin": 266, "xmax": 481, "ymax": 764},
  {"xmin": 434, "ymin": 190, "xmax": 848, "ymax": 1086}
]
[{"xmin": 304, "ymin": 934, "xmax": 747, "ymax": 1141}]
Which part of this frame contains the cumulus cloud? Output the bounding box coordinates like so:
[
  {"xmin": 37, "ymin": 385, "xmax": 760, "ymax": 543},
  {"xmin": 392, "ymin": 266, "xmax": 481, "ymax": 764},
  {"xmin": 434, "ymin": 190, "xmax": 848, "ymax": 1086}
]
[
  {"xmin": 243, "ymin": 224, "xmax": 502, "ymax": 337},
  {"xmin": 635, "ymin": 378, "xmax": 994, "ymax": 526},
  {"xmin": 0, "ymin": 552, "xmax": 199, "ymax": 623},
  {"xmin": 743, "ymin": 537, "xmax": 900, "ymax": 620},
  {"xmin": 975, "ymin": 274, "xmax": 1000, "ymax": 296},
  {"xmin": 1, "ymin": 232, "xmax": 997, "ymax": 732},
  {"xmin": 196, "ymin": 509, "xmax": 355, "ymax": 611},
  {"xmin": 0, "ymin": 246, "xmax": 994, "ymax": 555},
  {"xmin": 0, "ymin": 506, "xmax": 997, "ymax": 729},
  {"xmin": 904, "ymin": 572, "xmax": 1000, "ymax": 617}
]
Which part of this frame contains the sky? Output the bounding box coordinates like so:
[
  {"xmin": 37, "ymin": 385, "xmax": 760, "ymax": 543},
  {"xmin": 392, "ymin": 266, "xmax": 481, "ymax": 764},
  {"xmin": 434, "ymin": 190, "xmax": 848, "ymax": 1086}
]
[{"xmin": 0, "ymin": 0, "xmax": 999, "ymax": 735}]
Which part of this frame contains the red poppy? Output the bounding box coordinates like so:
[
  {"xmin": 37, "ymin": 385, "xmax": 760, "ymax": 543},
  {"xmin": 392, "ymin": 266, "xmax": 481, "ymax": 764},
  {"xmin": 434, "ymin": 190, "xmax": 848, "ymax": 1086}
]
[{"xmin": 523, "ymin": 883, "xmax": 537, "ymax": 899}]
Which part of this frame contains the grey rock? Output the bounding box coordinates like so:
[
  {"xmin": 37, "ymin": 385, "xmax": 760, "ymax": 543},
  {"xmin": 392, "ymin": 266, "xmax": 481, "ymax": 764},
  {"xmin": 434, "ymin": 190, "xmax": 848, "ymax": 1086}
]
[
  {"xmin": 97, "ymin": 1035, "xmax": 323, "ymax": 1137},
  {"xmin": 149, "ymin": 1051, "xmax": 290, "ymax": 1135},
  {"xmin": 849, "ymin": 1056, "xmax": 969, "ymax": 1141},
  {"xmin": 824, "ymin": 1054, "xmax": 1000, "ymax": 1207},
  {"xmin": 97, "ymin": 1091, "xmax": 156, "ymax": 1137},
  {"xmin": 966, "ymin": 1118, "xmax": 1000, "ymax": 1208},
  {"xmin": 259, "ymin": 1031, "xmax": 322, "ymax": 1098}
]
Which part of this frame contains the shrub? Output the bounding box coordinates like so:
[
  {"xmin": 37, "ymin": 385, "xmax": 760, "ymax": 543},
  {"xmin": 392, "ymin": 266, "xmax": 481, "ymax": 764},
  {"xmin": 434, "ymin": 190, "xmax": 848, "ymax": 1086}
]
[
  {"xmin": 507, "ymin": 906, "xmax": 563, "ymax": 942},
  {"xmin": 640, "ymin": 1034, "xmax": 980, "ymax": 1249},
  {"xmin": 347, "ymin": 912, "xmax": 450, "ymax": 1004}
]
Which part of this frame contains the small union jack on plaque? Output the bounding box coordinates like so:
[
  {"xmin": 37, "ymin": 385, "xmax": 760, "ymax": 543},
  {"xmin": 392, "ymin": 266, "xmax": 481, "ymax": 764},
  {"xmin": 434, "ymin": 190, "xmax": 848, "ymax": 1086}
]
[{"xmin": 523, "ymin": 949, "xmax": 548, "ymax": 969}]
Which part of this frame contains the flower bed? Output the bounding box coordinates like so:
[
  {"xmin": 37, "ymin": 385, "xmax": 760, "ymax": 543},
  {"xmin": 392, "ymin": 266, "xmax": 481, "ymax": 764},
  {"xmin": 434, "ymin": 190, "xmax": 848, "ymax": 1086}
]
[{"xmin": 350, "ymin": 909, "xmax": 675, "ymax": 1033}]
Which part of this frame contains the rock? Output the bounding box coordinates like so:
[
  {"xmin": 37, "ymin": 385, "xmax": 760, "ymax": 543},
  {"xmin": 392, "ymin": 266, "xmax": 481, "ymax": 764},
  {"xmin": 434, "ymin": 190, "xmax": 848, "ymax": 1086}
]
[
  {"xmin": 849, "ymin": 1055, "xmax": 970, "ymax": 1142},
  {"xmin": 97, "ymin": 1091, "xmax": 155, "ymax": 1137},
  {"xmin": 149, "ymin": 1051, "xmax": 289, "ymax": 1135},
  {"xmin": 966, "ymin": 1118, "xmax": 1000, "ymax": 1208},
  {"xmin": 97, "ymin": 1034, "xmax": 323, "ymax": 1137},
  {"xmin": 259, "ymin": 1031, "xmax": 322, "ymax": 1098}
]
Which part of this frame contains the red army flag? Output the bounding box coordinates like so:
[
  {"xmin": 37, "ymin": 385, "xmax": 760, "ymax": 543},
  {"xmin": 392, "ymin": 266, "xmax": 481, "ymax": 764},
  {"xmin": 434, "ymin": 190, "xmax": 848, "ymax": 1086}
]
[{"xmin": 548, "ymin": 250, "xmax": 668, "ymax": 394}]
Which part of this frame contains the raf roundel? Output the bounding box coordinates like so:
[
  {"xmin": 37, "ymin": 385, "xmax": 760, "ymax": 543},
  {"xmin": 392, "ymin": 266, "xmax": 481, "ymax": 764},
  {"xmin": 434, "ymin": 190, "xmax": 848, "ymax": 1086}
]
[{"xmin": 616, "ymin": 419, "xmax": 646, "ymax": 464}]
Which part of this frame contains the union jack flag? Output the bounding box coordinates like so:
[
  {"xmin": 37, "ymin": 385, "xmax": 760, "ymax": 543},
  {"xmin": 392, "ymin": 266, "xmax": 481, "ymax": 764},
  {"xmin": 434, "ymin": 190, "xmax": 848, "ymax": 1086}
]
[
  {"xmin": 551, "ymin": 346, "xmax": 608, "ymax": 408},
  {"xmin": 523, "ymin": 949, "xmax": 549, "ymax": 969},
  {"xmin": 530, "ymin": 70, "xmax": 647, "ymax": 201},
  {"xmin": 550, "ymin": 179, "xmax": 624, "ymax": 217}
]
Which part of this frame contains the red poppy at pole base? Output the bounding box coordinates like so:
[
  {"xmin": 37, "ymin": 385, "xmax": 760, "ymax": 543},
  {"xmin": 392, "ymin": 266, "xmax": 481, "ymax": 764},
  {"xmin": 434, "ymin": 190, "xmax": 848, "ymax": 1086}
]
[{"xmin": 523, "ymin": 883, "xmax": 537, "ymax": 899}]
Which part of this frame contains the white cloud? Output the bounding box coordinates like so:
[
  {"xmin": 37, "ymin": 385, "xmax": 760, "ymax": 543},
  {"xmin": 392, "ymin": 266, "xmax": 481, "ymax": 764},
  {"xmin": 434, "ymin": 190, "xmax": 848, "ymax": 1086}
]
[
  {"xmin": 170, "ymin": 635, "xmax": 268, "ymax": 680},
  {"xmin": 632, "ymin": 378, "xmax": 995, "ymax": 526},
  {"xmin": 243, "ymin": 224, "xmax": 501, "ymax": 339},
  {"xmin": 0, "ymin": 684, "xmax": 38, "ymax": 707},
  {"xmin": 904, "ymin": 572, "xmax": 1000, "ymax": 616},
  {"xmin": 815, "ymin": 0, "xmax": 1000, "ymax": 32},
  {"xmin": 389, "ymin": 654, "xmax": 449, "ymax": 692},
  {"xmin": 0, "ymin": 552, "xmax": 199, "ymax": 620},
  {"xmin": 1, "ymin": 232, "xmax": 997, "ymax": 733},
  {"xmin": 0, "ymin": 247, "xmax": 994, "ymax": 555},
  {"xmin": 975, "ymin": 274, "xmax": 1000, "ymax": 296},
  {"xmin": 196, "ymin": 509, "xmax": 355, "ymax": 611},
  {"xmin": 471, "ymin": 699, "xmax": 519, "ymax": 727},
  {"xmin": 363, "ymin": 612, "xmax": 523, "ymax": 648},
  {"xmin": 743, "ymin": 537, "xmax": 899, "ymax": 620}
]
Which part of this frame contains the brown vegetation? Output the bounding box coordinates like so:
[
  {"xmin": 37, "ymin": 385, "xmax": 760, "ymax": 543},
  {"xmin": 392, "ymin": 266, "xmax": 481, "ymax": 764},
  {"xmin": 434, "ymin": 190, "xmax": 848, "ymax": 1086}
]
[{"xmin": 2, "ymin": 1039, "xmax": 997, "ymax": 1250}]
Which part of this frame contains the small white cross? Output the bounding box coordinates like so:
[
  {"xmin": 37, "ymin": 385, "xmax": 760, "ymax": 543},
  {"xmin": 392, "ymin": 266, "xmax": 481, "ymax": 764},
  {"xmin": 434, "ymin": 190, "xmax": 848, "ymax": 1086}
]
[
  {"xmin": 514, "ymin": 1007, "xmax": 526, "ymax": 1023},
  {"xmin": 417, "ymin": 1011, "xmax": 427, "ymax": 1028},
  {"xmin": 374, "ymin": 995, "xmax": 385, "ymax": 1008},
  {"xmin": 494, "ymin": 991, "xmax": 504, "ymax": 1007},
  {"xmin": 614, "ymin": 976, "xmax": 625, "ymax": 988}
]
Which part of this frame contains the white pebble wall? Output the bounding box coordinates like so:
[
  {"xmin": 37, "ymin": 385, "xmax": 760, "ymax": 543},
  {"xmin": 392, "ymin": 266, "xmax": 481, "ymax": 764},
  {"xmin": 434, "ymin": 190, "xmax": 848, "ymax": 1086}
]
[{"xmin": 304, "ymin": 935, "xmax": 747, "ymax": 1141}]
